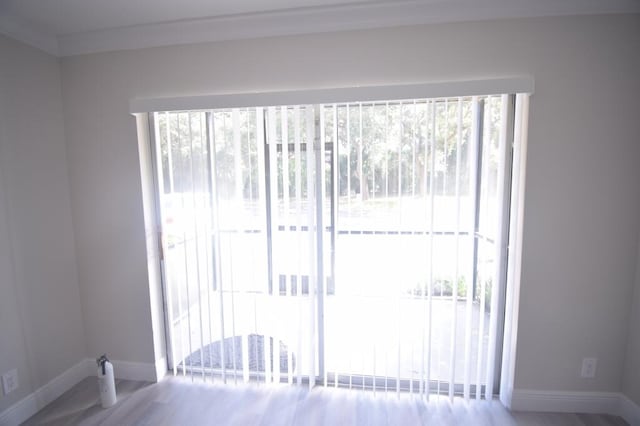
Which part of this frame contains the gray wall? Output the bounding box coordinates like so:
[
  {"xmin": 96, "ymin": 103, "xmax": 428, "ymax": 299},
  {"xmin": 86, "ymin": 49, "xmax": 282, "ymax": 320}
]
[
  {"xmin": 623, "ymin": 235, "xmax": 640, "ymax": 405},
  {"xmin": 60, "ymin": 14, "xmax": 640, "ymax": 395},
  {"xmin": 0, "ymin": 34, "xmax": 86, "ymax": 413}
]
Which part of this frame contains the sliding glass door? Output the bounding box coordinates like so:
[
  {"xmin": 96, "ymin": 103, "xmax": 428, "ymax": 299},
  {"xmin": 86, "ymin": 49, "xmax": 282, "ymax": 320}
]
[
  {"xmin": 150, "ymin": 94, "xmax": 514, "ymax": 399},
  {"xmin": 322, "ymin": 96, "xmax": 513, "ymax": 400}
]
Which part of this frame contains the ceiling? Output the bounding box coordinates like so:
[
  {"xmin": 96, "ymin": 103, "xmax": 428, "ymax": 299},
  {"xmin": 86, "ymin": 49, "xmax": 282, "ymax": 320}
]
[{"xmin": 1, "ymin": 0, "xmax": 639, "ymax": 56}]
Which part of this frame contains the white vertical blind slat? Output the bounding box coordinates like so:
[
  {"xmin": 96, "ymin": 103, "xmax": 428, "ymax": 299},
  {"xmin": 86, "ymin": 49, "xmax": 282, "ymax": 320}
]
[
  {"xmin": 281, "ymin": 106, "xmax": 294, "ymax": 386},
  {"xmin": 186, "ymin": 113, "xmax": 195, "ymax": 382},
  {"xmin": 419, "ymin": 100, "xmax": 428, "ymax": 397},
  {"xmin": 157, "ymin": 112, "xmax": 178, "ymax": 377},
  {"xmin": 384, "ymin": 102, "xmax": 391, "ymax": 396},
  {"xmin": 255, "ymin": 108, "xmax": 267, "ymax": 384},
  {"xmin": 409, "ymin": 100, "xmax": 419, "ymax": 395},
  {"xmin": 306, "ymin": 105, "xmax": 317, "ymax": 389},
  {"xmin": 436, "ymin": 100, "xmax": 448, "ymax": 397},
  {"xmin": 200, "ymin": 112, "xmax": 215, "ymax": 384},
  {"xmin": 207, "ymin": 111, "xmax": 227, "ymax": 384},
  {"xmin": 485, "ymin": 95, "xmax": 510, "ymax": 399},
  {"xmin": 319, "ymin": 106, "xmax": 328, "ymax": 388},
  {"xmin": 396, "ymin": 102, "xmax": 404, "ymax": 397},
  {"xmin": 240, "ymin": 110, "xmax": 251, "ymax": 385},
  {"xmin": 475, "ymin": 99, "xmax": 492, "ymax": 400},
  {"xmin": 228, "ymin": 109, "xmax": 242, "ymax": 385},
  {"xmin": 370, "ymin": 103, "xmax": 378, "ymax": 397},
  {"xmin": 425, "ymin": 100, "xmax": 436, "ymax": 401},
  {"xmin": 344, "ymin": 105, "xmax": 353, "ymax": 391},
  {"xmin": 331, "ymin": 104, "xmax": 339, "ymax": 389},
  {"xmin": 266, "ymin": 106, "xmax": 278, "ymax": 385},
  {"xmin": 173, "ymin": 113, "xmax": 186, "ymax": 378},
  {"xmin": 359, "ymin": 103, "xmax": 365, "ymax": 392},
  {"xmin": 185, "ymin": 113, "xmax": 197, "ymax": 383},
  {"xmin": 448, "ymin": 98, "xmax": 463, "ymax": 400},
  {"xmin": 293, "ymin": 105, "xmax": 304, "ymax": 387},
  {"xmin": 187, "ymin": 113, "xmax": 206, "ymax": 381},
  {"xmin": 464, "ymin": 98, "xmax": 480, "ymax": 400},
  {"xmin": 179, "ymin": 113, "xmax": 194, "ymax": 380},
  {"xmin": 499, "ymin": 94, "xmax": 529, "ymax": 403}
]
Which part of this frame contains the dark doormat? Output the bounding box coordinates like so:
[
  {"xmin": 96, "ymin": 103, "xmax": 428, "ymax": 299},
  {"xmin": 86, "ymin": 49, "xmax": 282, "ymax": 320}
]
[{"xmin": 178, "ymin": 334, "xmax": 296, "ymax": 373}]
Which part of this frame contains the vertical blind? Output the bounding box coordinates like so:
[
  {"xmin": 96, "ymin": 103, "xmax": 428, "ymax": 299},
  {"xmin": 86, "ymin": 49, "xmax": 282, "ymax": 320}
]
[
  {"xmin": 151, "ymin": 93, "xmax": 516, "ymax": 400},
  {"xmin": 154, "ymin": 107, "xmax": 320, "ymax": 388}
]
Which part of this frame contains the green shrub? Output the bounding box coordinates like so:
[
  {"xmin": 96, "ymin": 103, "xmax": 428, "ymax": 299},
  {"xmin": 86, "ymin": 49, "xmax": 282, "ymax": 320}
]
[{"xmin": 408, "ymin": 275, "xmax": 468, "ymax": 298}]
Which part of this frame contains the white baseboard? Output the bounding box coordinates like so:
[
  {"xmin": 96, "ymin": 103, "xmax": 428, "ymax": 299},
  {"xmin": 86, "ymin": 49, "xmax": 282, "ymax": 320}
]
[
  {"xmin": 618, "ymin": 394, "xmax": 640, "ymax": 426},
  {"xmin": 83, "ymin": 358, "xmax": 159, "ymax": 382},
  {"xmin": 512, "ymin": 389, "xmax": 640, "ymax": 424},
  {"xmin": 106, "ymin": 359, "xmax": 158, "ymax": 382},
  {"xmin": 0, "ymin": 357, "xmax": 159, "ymax": 426},
  {"xmin": 0, "ymin": 358, "xmax": 88, "ymax": 426},
  {"xmin": 511, "ymin": 389, "xmax": 621, "ymax": 414}
]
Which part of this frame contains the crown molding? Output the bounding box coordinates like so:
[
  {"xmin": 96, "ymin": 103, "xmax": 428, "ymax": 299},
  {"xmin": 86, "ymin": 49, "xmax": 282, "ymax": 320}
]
[
  {"xmin": 1, "ymin": 0, "xmax": 639, "ymax": 57},
  {"xmin": 0, "ymin": 14, "xmax": 58, "ymax": 55}
]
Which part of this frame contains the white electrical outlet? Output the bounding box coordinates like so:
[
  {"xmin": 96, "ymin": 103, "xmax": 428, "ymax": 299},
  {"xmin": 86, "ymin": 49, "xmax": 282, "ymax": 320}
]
[
  {"xmin": 2, "ymin": 369, "xmax": 19, "ymax": 395},
  {"xmin": 581, "ymin": 358, "xmax": 597, "ymax": 378}
]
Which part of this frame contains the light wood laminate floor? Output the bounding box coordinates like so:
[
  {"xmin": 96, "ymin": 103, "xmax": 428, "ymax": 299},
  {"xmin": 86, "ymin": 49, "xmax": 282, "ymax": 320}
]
[{"xmin": 22, "ymin": 377, "xmax": 628, "ymax": 425}]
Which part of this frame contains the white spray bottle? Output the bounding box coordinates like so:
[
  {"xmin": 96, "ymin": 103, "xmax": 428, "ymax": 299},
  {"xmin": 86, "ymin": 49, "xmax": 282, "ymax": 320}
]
[{"xmin": 96, "ymin": 354, "xmax": 117, "ymax": 408}]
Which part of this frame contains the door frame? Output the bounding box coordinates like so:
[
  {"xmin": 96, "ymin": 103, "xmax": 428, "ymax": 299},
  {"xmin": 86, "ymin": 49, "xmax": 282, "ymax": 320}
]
[{"xmin": 147, "ymin": 94, "xmax": 518, "ymax": 395}]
